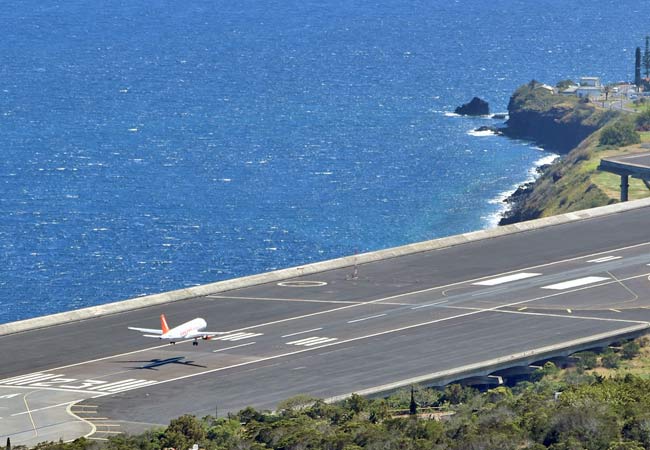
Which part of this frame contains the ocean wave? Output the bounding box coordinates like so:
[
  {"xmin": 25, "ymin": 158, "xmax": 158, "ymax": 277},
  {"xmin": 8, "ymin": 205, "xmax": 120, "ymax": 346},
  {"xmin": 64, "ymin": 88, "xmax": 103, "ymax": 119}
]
[
  {"xmin": 483, "ymin": 152, "xmax": 559, "ymax": 228},
  {"xmin": 467, "ymin": 129, "xmax": 497, "ymax": 137}
]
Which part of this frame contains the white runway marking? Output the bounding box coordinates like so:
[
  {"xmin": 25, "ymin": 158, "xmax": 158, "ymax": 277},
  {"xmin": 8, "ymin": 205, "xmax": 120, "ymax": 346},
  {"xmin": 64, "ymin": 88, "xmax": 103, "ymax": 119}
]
[
  {"xmin": 588, "ymin": 256, "xmax": 622, "ymax": 263},
  {"xmin": 43, "ymin": 243, "xmax": 650, "ymax": 376},
  {"xmin": 286, "ymin": 336, "xmax": 338, "ymax": 346},
  {"xmin": 208, "ymin": 295, "xmax": 359, "ymax": 305},
  {"xmin": 541, "ymin": 276, "xmax": 609, "ymax": 290},
  {"xmin": 411, "ymin": 300, "xmax": 448, "ymax": 310},
  {"xmin": 347, "ymin": 314, "xmax": 387, "ymax": 323},
  {"xmin": 472, "ymin": 272, "xmax": 542, "ymax": 286},
  {"xmin": 214, "ymin": 332, "xmax": 263, "ymax": 341},
  {"xmin": 282, "ymin": 328, "xmax": 323, "ymax": 338},
  {"xmin": 212, "ymin": 342, "xmax": 256, "ymax": 353}
]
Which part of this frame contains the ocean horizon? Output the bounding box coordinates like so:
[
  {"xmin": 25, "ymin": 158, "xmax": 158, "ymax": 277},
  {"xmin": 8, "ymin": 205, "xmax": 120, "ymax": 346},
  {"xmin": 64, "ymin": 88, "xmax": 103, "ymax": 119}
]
[{"xmin": 1, "ymin": 0, "xmax": 648, "ymax": 323}]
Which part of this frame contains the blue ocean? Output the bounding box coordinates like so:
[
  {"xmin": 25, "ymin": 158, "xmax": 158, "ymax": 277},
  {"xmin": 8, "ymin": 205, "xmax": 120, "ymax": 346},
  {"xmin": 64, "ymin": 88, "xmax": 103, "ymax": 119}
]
[{"xmin": 0, "ymin": 0, "xmax": 646, "ymax": 322}]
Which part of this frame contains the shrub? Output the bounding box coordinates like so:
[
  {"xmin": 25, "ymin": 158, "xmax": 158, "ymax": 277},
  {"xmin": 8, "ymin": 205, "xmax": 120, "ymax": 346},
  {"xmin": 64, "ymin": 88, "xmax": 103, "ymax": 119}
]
[
  {"xmin": 601, "ymin": 350, "xmax": 621, "ymax": 369},
  {"xmin": 575, "ymin": 351, "xmax": 598, "ymax": 370},
  {"xmin": 635, "ymin": 108, "xmax": 650, "ymax": 131},
  {"xmin": 622, "ymin": 341, "xmax": 641, "ymax": 360},
  {"xmin": 599, "ymin": 121, "xmax": 641, "ymax": 147}
]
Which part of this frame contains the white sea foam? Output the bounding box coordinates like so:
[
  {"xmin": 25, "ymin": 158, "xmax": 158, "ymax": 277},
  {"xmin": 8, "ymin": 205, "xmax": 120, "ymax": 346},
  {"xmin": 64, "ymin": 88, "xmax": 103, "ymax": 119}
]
[
  {"xmin": 444, "ymin": 112, "xmax": 461, "ymax": 117},
  {"xmin": 467, "ymin": 129, "xmax": 496, "ymax": 137},
  {"xmin": 483, "ymin": 152, "xmax": 559, "ymax": 229}
]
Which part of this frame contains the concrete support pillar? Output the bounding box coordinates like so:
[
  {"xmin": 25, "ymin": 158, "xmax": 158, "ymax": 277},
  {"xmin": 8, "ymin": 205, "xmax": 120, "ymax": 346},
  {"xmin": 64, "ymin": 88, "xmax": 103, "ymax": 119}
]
[{"xmin": 621, "ymin": 175, "xmax": 629, "ymax": 202}]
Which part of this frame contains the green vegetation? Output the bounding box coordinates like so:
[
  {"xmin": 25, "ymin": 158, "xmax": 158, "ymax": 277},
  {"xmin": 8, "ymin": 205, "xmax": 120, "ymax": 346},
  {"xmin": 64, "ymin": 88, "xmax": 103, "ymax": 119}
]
[
  {"xmin": 599, "ymin": 120, "xmax": 640, "ymax": 146},
  {"xmin": 10, "ymin": 337, "xmax": 650, "ymax": 450},
  {"xmin": 502, "ymin": 82, "xmax": 650, "ymax": 223}
]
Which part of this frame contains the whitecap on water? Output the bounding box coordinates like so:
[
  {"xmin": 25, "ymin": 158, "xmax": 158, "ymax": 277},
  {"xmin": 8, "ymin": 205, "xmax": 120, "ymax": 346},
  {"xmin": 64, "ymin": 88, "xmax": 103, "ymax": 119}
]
[{"xmin": 467, "ymin": 129, "xmax": 496, "ymax": 137}]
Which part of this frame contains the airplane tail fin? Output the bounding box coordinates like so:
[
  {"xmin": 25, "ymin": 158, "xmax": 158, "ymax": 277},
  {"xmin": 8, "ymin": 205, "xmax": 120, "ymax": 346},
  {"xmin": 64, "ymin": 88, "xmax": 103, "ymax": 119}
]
[{"xmin": 160, "ymin": 314, "xmax": 170, "ymax": 334}]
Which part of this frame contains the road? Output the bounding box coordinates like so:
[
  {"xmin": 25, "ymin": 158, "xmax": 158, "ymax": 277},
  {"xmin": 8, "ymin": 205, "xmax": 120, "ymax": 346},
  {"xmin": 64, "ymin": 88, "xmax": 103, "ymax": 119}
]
[{"xmin": 2, "ymin": 204, "xmax": 650, "ymax": 445}]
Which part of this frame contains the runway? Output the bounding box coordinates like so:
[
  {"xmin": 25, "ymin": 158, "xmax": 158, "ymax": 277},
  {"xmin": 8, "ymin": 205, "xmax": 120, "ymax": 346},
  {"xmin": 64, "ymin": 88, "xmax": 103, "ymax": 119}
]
[{"xmin": 2, "ymin": 204, "xmax": 650, "ymax": 445}]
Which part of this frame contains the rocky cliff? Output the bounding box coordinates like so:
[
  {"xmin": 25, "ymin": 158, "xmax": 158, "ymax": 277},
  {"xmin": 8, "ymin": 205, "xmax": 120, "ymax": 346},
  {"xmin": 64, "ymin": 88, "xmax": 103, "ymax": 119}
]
[
  {"xmin": 498, "ymin": 82, "xmax": 622, "ymax": 225},
  {"xmin": 501, "ymin": 82, "xmax": 618, "ymax": 153}
]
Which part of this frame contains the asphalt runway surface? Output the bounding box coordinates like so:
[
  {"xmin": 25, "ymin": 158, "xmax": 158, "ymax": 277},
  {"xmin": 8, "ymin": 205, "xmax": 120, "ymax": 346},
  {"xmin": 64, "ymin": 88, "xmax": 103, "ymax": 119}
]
[{"xmin": 2, "ymin": 205, "xmax": 650, "ymax": 445}]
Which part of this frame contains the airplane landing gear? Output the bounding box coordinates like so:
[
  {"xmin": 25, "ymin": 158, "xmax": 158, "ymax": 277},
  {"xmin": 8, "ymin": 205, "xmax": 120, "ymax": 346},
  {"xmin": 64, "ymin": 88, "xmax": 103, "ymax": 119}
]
[{"xmin": 192, "ymin": 340, "xmax": 199, "ymax": 346}]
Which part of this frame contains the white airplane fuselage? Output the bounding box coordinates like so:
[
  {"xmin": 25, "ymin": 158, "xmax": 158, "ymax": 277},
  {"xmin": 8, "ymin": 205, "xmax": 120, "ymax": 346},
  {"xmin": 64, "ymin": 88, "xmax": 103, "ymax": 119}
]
[{"xmin": 162, "ymin": 318, "xmax": 208, "ymax": 340}]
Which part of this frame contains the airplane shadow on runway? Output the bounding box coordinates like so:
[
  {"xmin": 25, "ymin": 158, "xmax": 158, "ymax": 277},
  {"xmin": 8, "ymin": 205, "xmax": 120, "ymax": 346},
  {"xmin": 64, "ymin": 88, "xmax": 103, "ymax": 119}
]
[{"xmin": 113, "ymin": 356, "xmax": 208, "ymax": 370}]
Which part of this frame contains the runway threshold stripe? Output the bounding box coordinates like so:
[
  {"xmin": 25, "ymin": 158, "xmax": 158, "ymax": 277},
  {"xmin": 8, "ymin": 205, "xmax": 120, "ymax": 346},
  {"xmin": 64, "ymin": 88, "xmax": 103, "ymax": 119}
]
[
  {"xmin": 472, "ymin": 272, "xmax": 542, "ymax": 286},
  {"xmin": 88, "ymin": 379, "xmax": 137, "ymax": 391},
  {"xmin": 286, "ymin": 336, "xmax": 327, "ymax": 345},
  {"xmin": 0, "ymin": 373, "xmax": 45, "ymax": 384},
  {"xmin": 225, "ymin": 333, "xmax": 263, "ymax": 341},
  {"xmin": 5, "ymin": 374, "xmax": 60, "ymax": 385},
  {"xmin": 541, "ymin": 276, "xmax": 610, "ymax": 290}
]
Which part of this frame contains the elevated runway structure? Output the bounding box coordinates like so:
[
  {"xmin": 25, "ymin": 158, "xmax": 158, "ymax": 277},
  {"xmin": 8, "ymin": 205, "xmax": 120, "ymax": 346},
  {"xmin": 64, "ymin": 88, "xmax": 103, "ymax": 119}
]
[
  {"xmin": 2, "ymin": 198, "xmax": 650, "ymax": 445},
  {"xmin": 599, "ymin": 151, "xmax": 650, "ymax": 201}
]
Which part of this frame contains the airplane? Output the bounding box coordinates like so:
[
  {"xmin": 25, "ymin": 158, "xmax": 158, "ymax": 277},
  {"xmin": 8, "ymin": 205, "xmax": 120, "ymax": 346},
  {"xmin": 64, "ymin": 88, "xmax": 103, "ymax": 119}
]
[{"xmin": 128, "ymin": 314, "xmax": 229, "ymax": 346}]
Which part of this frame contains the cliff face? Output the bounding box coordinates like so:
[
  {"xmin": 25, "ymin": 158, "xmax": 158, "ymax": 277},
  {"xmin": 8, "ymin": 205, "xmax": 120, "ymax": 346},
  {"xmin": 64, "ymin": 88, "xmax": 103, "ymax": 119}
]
[
  {"xmin": 501, "ymin": 83, "xmax": 618, "ymax": 153},
  {"xmin": 498, "ymin": 83, "xmax": 621, "ymax": 225}
]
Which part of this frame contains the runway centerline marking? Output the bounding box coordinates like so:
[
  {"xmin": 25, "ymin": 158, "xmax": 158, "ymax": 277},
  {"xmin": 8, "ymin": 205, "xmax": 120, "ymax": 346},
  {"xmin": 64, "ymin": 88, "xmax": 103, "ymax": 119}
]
[
  {"xmin": 347, "ymin": 314, "xmax": 387, "ymax": 324},
  {"xmin": 471, "ymin": 287, "xmax": 507, "ymax": 297},
  {"xmin": 411, "ymin": 300, "xmax": 448, "ymax": 310},
  {"xmin": 282, "ymin": 328, "xmax": 323, "ymax": 338},
  {"xmin": 212, "ymin": 342, "xmax": 256, "ymax": 353}
]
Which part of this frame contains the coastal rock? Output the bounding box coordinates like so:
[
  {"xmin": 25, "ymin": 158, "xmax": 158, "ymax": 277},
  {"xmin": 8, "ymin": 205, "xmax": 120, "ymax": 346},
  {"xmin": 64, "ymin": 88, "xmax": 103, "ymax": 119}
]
[
  {"xmin": 500, "ymin": 82, "xmax": 618, "ymax": 154},
  {"xmin": 454, "ymin": 97, "xmax": 489, "ymax": 116},
  {"xmin": 474, "ymin": 125, "xmax": 502, "ymax": 135},
  {"xmin": 492, "ymin": 113, "xmax": 507, "ymax": 120}
]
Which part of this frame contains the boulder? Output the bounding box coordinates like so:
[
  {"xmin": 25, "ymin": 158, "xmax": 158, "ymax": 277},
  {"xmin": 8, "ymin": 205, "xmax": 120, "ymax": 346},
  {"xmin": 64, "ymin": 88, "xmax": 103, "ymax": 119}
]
[{"xmin": 455, "ymin": 97, "xmax": 490, "ymax": 116}]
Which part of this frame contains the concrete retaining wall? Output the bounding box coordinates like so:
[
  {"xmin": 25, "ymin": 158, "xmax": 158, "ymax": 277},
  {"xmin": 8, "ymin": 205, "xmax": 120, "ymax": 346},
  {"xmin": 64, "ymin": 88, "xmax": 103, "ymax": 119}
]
[
  {"xmin": 324, "ymin": 322, "xmax": 650, "ymax": 403},
  {"xmin": 3, "ymin": 197, "xmax": 650, "ymax": 337}
]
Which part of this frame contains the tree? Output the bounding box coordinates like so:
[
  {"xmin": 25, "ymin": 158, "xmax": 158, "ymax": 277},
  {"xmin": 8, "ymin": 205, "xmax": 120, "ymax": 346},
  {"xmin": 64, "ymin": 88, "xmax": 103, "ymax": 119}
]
[
  {"xmin": 635, "ymin": 109, "xmax": 650, "ymax": 131},
  {"xmin": 622, "ymin": 341, "xmax": 641, "ymax": 359},
  {"xmin": 635, "ymin": 47, "xmax": 642, "ymax": 86},
  {"xmin": 409, "ymin": 386, "xmax": 417, "ymax": 415},
  {"xmin": 607, "ymin": 441, "xmax": 645, "ymax": 450},
  {"xmin": 644, "ymin": 37, "xmax": 650, "ymax": 79},
  {"xmin": 574, "ymin": 351, "xmax": 598, "ymax": 370},
  {"xmin": 601, "ymin": 350, "xmax": 620, "ymax": 369},
  {"xmin": 556, "ymin": 79, "xmax": 576, "ymax": 91},
  {"xmin": 599, "ymin": 121, "xmax": 641, "ymax": 147}
]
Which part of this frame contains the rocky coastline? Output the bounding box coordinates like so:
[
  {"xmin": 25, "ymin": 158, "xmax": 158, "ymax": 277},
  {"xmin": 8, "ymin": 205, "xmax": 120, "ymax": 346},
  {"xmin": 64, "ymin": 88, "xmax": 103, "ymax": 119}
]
[{"xmin": 484, "ymin": 82, "xmax": 621, "ymax": 226}]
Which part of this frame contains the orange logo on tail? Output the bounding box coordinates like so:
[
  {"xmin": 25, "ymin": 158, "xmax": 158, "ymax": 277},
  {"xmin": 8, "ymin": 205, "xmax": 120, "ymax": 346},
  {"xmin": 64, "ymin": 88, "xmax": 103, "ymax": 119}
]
[{"xmin": 160, "ymin": 314, "xmax": 170, "ymax": 334}]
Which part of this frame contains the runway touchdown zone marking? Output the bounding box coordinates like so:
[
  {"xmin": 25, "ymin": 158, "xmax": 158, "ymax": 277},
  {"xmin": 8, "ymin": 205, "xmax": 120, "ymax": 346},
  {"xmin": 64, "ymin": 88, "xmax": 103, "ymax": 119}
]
[
  {"xmin": 587, "ymin": 256, "xmax": 622, "ymax": 263},
  {"xmin": 541, "ymin": 276, "xmax": 610, "ymax": 290},
  {"xmin": 286, "ymin": 336, "xmax": 339, "ymax": 347},
  {"xmin": 472, "ymin": 273, "xmax": 542, "ymax": 286}
]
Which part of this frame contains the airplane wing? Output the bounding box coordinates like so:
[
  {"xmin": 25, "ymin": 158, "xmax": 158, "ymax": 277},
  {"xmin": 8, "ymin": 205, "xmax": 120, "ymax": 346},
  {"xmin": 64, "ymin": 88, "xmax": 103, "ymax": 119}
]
[
  {"xmin": 186, "ymin": 331, "xmax": 230, "ymax": 338},
  {"xmin": 128, "ymin": 327, "xmax": 163, "ymax": 334}
]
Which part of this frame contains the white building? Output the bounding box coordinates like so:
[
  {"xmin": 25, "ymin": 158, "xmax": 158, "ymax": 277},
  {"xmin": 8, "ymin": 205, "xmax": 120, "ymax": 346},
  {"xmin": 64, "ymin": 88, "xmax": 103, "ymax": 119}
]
[
  {"xmin": 574, "ymin": 76, "xmax": 603, "ymax": 99},
  {"xmin": 579, "ymin": 76, "xmax": 601, "ymax": 87}
]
